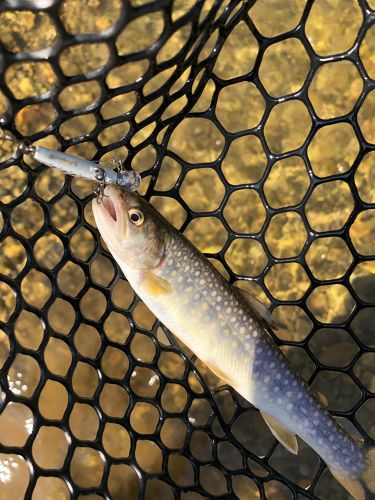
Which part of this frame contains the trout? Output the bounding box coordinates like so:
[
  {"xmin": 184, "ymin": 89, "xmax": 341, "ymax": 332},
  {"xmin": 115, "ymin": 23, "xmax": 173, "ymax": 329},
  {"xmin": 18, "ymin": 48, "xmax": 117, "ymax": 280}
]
[{"xmin": 93, "ymin": 186, "xmax": 375, "ymax": 500}]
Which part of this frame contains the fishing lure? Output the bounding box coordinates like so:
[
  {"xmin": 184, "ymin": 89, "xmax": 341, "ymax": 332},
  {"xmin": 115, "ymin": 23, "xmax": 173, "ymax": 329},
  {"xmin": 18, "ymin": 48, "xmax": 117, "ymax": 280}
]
[{"xmin": 0, "ymin": 129, "xmax": 141, "ymax": 196}]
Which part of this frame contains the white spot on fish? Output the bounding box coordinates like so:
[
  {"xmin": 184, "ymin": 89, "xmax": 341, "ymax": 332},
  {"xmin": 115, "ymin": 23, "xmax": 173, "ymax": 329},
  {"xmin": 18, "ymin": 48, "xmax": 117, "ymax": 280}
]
[{"xmin": 239, "ymin": 327, "xmax": 245, "ymax": 334}]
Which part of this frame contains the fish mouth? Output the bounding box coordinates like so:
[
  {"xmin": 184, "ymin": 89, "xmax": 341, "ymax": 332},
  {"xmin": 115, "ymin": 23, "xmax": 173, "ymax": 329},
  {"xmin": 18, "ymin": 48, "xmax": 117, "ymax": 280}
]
[
  {"xmin": 101, "ymin": 193, "xmax": 117, "ymax": 222},
  {"xmin": 92, "ymin": 185, "xmax": 128, "ymax": 248}
]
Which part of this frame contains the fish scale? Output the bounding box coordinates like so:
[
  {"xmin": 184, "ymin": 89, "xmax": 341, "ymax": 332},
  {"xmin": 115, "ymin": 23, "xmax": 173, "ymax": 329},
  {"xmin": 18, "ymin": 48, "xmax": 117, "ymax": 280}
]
[{"xmin": 93, "ymin": 186, "xmax": 375, "ymax": 500}]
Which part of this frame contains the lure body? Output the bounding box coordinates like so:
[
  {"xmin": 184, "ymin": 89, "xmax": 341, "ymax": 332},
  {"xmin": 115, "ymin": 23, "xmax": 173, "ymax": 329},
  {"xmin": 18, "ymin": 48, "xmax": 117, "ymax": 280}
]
[{"xmin": 93, "ymin": 186, "xmax": 375, "ymax": 500}]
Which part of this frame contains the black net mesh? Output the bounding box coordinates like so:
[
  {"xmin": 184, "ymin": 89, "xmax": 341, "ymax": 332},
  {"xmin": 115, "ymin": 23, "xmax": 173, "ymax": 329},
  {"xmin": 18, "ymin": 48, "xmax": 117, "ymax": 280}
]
[{"xmin": 0, "ymin": 0, "xmax": 374, "ymax": 498}]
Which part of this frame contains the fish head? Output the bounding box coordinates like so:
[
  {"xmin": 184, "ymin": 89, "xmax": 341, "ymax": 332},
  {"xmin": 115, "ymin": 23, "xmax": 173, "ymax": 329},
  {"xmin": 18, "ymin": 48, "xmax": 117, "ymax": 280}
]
[{"xmin": 92, "ymin": 185, "xmax": 170, "ymax": 270}]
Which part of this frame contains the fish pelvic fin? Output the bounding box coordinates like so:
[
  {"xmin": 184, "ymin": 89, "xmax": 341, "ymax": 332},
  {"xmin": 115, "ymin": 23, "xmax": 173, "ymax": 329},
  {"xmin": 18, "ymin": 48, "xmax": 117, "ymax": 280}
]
[
  {"xmin": 330, "ymin": 446, "xmax": 375, "ymax": 500},
  {"xmin": 261, "ymin": 412, "xmax": 298, "ymax": 455}
]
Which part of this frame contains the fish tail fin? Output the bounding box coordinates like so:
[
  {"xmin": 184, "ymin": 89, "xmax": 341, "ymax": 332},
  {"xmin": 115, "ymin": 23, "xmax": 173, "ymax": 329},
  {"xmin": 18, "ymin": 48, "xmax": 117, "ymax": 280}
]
[
  {"xmin": 330, "ymin": 446, "xmax": 375, "ymax": 500},
  {"xmin": 362, "ymin": 446, "xmax": 375, "ymax": 499}
]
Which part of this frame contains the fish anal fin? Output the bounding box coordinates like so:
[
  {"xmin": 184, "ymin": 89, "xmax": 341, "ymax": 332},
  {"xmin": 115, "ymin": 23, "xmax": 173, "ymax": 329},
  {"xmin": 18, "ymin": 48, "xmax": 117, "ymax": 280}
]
[
  {"xmin": 261, "ymin": 412, "xmax": 298, "ymax": 455},
  {"xmin": 139, "ymin": 272, "xmax": 172, "ymax": 297},
  {"xmin": 233, "ymin": 285, "xmax": 279, "ymax": 330}
]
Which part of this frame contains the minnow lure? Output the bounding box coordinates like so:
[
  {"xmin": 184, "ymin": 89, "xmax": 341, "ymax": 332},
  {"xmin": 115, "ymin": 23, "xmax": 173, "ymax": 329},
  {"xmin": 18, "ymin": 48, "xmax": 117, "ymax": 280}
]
[
  {"xmin": 0, "ymin": 129, "xmax": 141, "ymax": 195},
  {"xmin": 93, "ymin": 186, "xmax": 375, "ymax": 500}
]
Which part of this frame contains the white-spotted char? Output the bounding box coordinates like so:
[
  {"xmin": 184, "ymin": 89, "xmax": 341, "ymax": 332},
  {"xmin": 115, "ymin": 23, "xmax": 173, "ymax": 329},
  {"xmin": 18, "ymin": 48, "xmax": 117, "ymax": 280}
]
[{"xmin": 93, "ymin": 186, "xmax": 375, "ymax": 500}]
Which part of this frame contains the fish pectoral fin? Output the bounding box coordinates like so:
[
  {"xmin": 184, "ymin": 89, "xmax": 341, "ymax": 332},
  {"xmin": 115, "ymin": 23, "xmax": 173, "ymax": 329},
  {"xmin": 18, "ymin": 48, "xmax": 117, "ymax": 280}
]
[
  {"xmin": 139, "ymin": 272, "xmax": 172, "ymax": 297},
  {"xmin": 233, "ymin": 286, "xmax": 279, "ymax": 330},
  {"xmin": 261, "ymin": 412, "xmax": 298, "ymax": 455}
]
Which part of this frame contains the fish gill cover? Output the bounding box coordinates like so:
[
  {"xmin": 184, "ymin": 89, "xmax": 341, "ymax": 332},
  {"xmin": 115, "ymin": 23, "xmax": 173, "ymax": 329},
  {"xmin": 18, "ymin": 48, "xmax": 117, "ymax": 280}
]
[{"xmin": 0, "ymin": 0, "xmax": 374, "ymax": 498}]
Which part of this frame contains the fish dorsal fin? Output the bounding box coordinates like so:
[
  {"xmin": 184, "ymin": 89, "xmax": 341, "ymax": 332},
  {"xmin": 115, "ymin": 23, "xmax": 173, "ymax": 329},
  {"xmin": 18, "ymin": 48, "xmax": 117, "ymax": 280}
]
[
  {"xmin": 233, "ymin": 285, "xmax": 278, "ymax": 330},
  {"xmin": 261, "ymin": 412, "xmax": 298, "ymax": 455},
  {"xmin": 139, "ymin": 272, "xmax": 172, "ymax": 297}
]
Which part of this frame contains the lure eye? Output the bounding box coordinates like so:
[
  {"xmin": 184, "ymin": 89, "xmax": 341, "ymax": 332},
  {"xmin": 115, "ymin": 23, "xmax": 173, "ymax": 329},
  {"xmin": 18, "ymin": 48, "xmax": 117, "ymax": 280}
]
[{"xmin": 128, "ymin": 208, "xmax": 144, "ymax": 226}]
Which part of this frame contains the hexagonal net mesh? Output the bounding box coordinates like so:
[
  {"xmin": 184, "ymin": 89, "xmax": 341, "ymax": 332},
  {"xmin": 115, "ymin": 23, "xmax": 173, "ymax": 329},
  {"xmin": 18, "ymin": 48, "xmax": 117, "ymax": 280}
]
[{"xmin": 0, "ymin": 0, "xmax": 374, "ymax": 498}]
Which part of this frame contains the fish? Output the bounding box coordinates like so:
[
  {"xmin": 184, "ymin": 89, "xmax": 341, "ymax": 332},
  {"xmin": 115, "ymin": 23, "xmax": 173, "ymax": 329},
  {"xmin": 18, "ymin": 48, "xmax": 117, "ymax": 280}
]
[{"xmin": 92, "ymin": 185, "xmax": 375, "ymax": 500}]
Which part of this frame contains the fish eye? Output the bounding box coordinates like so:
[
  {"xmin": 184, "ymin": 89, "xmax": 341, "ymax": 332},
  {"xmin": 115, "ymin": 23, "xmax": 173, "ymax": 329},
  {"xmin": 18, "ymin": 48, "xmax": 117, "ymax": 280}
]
[{"xmin": 128, "ymin": 208, "xmax": 144, "ymax": 226}]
